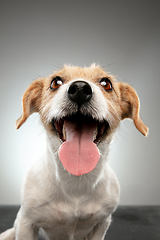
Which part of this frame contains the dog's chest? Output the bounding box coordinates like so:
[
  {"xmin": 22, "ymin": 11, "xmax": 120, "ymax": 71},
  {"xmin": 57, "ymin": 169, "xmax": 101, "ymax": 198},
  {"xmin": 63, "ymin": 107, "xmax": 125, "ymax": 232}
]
[
  {"xmin": 38, "ymin": 197, "xmax": 105, "ymax": 224},
  {"xmin": 36, "ymin": 198, "xmax": 106, "ymax": 239}
]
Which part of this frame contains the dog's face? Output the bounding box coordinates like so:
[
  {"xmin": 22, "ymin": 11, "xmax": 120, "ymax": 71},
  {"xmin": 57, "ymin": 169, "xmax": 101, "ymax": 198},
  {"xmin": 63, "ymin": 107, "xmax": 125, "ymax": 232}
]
[{"xmin": 16, "ymin": 64, "xmax": 148, "ymax": 176}]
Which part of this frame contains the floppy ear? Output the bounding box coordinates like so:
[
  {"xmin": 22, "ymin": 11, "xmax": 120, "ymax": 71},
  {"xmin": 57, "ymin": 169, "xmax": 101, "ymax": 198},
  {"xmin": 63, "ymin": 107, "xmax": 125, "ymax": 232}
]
[
  {"xmin": 16, "ymin": 79, "xmax": 43, "ymax": 129},
  {"xmin": 119, "ymin": 82, "xmax": 149, "ymax": 137}
]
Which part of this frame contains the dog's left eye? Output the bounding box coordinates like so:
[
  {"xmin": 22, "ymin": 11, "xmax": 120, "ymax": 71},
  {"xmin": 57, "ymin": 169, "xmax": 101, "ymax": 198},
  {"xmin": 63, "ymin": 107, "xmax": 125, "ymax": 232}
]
[
  {"xmin": 100, "ymin": 78, "xmax": 112, "ymax": 91},
  {"xmin": 50, "ymin": 76, "xmax": 63, "ymax": 90}
]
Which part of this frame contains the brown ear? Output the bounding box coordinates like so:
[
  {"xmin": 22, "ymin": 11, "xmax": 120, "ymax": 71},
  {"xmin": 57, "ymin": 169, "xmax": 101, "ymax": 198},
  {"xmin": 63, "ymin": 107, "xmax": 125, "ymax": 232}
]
[
  {"xmin": 16, "ymin": 79, "xmax": 43, "ymax": 129},
  {"xmin": 119, "ymin": 82, "xmax": 149, "ymax": 137}
]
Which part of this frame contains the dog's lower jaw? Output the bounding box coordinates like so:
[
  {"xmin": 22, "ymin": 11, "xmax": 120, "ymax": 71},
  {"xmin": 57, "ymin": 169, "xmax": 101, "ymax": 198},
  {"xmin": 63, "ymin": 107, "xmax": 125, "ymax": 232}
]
[
  {"xmin": 46, "ymin": 133, "xmax": 111, "ymax": 195},
  {"xmin": 45, "ymin": 112, "xmax": 115, "ymax": 177}
]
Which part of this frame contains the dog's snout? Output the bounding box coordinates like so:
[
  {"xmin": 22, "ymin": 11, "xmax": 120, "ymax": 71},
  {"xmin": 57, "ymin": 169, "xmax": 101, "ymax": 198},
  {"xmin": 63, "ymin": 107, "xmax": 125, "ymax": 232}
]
[{"xmin": 68, "ymin": 81, "xmax": 92, "ymax": 106}]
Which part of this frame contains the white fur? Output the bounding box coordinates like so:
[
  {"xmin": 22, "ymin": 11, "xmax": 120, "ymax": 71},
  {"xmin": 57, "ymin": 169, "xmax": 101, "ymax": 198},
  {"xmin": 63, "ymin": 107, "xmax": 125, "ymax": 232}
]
[{"xmin": 0, "ymin": 78, "xmax": 120, "ymax": 240}]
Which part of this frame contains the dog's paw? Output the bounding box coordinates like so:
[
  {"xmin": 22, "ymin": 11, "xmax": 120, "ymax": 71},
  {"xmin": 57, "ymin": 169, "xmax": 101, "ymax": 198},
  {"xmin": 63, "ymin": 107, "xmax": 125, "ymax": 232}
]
[{"xmin": 0, "ymin": 228, "xmax": 15, "ymax": 240}]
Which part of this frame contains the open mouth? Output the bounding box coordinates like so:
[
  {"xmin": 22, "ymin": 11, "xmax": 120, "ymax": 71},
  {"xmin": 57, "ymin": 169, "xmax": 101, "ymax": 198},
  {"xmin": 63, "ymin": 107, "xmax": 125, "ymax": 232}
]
[
  {"xmin": 51, "ymin": 112, "xmax": 109, "ymax": 176},
  {"xmin": 53, "ymin": 112, "xmax": 109, "ymax": 145}
]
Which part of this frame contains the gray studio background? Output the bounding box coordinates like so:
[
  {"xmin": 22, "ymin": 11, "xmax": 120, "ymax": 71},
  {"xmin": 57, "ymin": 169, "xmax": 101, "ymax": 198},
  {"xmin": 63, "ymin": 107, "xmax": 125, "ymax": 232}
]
[{"xmin": 0, "ymin": 0, "xmax": 160, "ymax": 205}]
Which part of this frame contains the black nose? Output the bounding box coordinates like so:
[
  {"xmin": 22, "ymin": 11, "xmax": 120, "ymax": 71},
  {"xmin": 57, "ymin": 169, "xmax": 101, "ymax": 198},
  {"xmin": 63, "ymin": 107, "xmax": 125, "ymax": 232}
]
[{"xmin": 68, "ymin": 81, "xmax": 92, "ymax": 106}]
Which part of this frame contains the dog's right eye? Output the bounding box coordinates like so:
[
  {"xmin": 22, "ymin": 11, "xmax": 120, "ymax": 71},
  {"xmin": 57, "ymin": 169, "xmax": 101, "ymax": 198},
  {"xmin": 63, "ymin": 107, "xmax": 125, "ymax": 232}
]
[
  {"xmin": 50, "ymin": 76, "xmax": 63, "ymax": 90},
  {"xmin": 100, "ymin": 78, "xmax": 112, "ymax": 91}
]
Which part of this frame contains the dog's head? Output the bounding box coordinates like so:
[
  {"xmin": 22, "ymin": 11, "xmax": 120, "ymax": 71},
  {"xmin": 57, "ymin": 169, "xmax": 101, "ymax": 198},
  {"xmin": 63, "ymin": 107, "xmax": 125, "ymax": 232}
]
[{"xmin": 16, "ymin": 64, "xmax": 148, "ymax": 176}]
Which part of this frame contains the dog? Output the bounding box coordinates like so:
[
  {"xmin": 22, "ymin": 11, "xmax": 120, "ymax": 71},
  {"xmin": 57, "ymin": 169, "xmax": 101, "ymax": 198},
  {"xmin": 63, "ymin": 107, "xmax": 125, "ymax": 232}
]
[{"xmin": 0, "ymin": 64, "xmax": 148, "ymax": 240}]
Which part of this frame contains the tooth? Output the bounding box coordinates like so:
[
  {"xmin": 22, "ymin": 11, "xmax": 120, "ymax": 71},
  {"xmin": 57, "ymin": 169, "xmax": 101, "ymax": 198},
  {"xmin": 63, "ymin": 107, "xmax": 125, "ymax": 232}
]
[
  {"xmin": 93, "ymin": 127, "xmax": 98, "ymax": 141},
  {"xmin": 62, "ymin": 125, "xmax": 66, "ymax": 140}
]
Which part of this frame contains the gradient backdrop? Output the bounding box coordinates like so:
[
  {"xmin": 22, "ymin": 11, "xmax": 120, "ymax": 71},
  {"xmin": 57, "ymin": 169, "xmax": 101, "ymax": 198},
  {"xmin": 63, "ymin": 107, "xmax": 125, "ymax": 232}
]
[{"xmin": 0, "ymin": 0, "xmax": 160, "ymax": 205}]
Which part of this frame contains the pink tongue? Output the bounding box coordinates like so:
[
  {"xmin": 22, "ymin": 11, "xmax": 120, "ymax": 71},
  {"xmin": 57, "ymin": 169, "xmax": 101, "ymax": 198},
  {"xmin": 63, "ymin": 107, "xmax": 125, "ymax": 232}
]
[{"xmin": 59, "ymin": 120, "xmax": 100, "ymax": 176}]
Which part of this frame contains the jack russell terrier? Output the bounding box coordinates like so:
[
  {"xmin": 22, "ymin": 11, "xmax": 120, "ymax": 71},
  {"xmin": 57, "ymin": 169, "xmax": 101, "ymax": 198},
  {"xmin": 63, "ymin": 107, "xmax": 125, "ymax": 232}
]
[{"xmin": 0, "ymin": 64, "xmax": 148, "ymax": 240}]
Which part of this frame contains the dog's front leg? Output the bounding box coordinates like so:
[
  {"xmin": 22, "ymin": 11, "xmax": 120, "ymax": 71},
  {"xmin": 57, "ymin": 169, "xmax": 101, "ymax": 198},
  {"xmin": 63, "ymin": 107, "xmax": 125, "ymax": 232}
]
[
  {"xmin": 0, "ymin": 217, "xmax": 38, "ymax": 240},
  {"xmin": 15, "ymin": 214, "xmax": 38, "ymax": 240},
  {"xmin": 87, "ymin": 215, "xmax": 111, "ymax": 240}
]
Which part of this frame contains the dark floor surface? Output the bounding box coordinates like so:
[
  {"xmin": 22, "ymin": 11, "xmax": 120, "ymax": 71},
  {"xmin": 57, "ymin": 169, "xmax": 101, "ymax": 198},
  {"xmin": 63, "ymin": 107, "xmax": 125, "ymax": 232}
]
[{"xmin": 0, "ymin": 206, "xmax": 160, "ymax": 239}]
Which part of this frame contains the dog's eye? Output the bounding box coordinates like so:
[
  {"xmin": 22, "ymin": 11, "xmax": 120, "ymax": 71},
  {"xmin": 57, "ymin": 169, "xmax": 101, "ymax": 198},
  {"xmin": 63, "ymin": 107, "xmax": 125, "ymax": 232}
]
[
  {"xmin": 100, "ymin": 78, "xmax": 112, "ymax": 91},
  {"xmin": 50, "ymin": 76, "xmax": 63, "ymax": 90}
]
